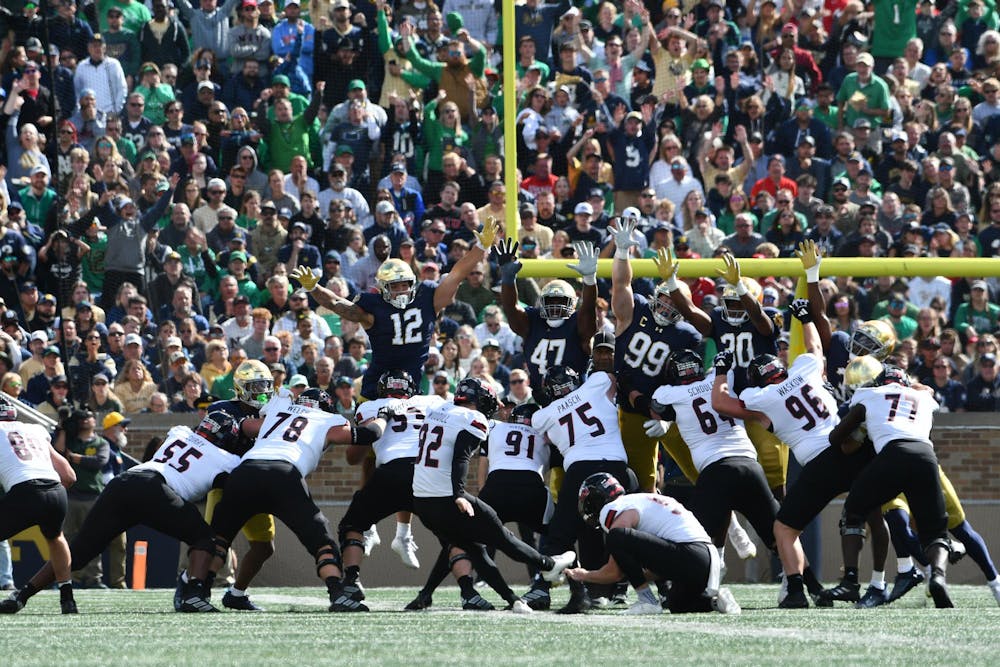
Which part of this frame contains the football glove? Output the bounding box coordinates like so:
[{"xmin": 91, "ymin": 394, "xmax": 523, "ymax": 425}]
[
  {"xmin": 643, "ymin": 419, "xmax": 670, "ymax": 438},
  {"xmin": 494, "ymin": 238, "xmax": 522, "ymax": 285},
  {"xmin": 651, "ymin": 247, "xmax": 679, "ymax": 290},
  {"xmin": 567, "ymin": 242, "xmax": 598, "ymax": 285},
  {"xmin": 715, "ymin": 252, "xmax": 742, "ymax": 287},
  {"xmin": 290, "ymin": 265, "xmax": 320, "ymax": 291},
  {"xmin": 789, "ymin": 298, "xmax": 812, "ymax": 323},
  {"xmin": 609, "ymin": 217, "xmax": 637, "ymax": 260},
  {"xmin": 713, "ymin": 350, "xmax": 735, "ymax": 373},
  {"xmin": 473, "ymin": 216, "xmax": 500, "ymax": 250}
]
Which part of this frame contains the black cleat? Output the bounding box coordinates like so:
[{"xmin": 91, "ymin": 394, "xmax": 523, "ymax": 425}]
[
  {"xmin": 222, "ymin": 590, "xmax": 264, "ymax": 611},
  {"xmin": 461, "ymin": 592, "xmax": 495, "ymax": 611},
  {"xmin": 555, "ymin": 591, "xmax": 592, "ymax": 615},
  {"xmin": 854, "ymin": 585, "xmax": 889, "ymax": 608},
  {"xmin": 178, "ymin": 594, "xmax": 220, "ymax": 612},
  {"xmin": 928, "ymin": 572, "xmax": 954, "ymax": 609},
  {"xmin": 0, "ymin": 594, "xmax": 24, "ymax": 614},
  {"xmin": 341, "ymin": 580, "xmax": 366, "ymax": 602},
  {"xmin": 610, "ymin": 581, "xmax": 628, "ymax": 606},
  {"xmin": 778, "ymin": 589, "xmax": 809, "ymax": 609},
  {"xmin": 173, "ymin": 573, "xmax": 185, "ymax": 612},
  {"xmin": 887, "ymin": 567, "xmax": 925, "ymax": 603},
  {"xmin": 404, "ymin": 592, "xmax": 433, "ymax": 611},
  {"xmin": 60, "ymin": 598, "xmax": 79, "ymax": 615},
  {"xmin": 329, "ymin": 594, "xmax": 369, "ymax": 612},
  {"xmin": 815, "ymin": 579, "xmax": 860, "ymax": 607},
  {"xmin": 522, "ymin": 585, "xmax": 551, "ymax": 611}
]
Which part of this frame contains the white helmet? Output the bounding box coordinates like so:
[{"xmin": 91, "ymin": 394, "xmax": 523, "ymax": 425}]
[
  {"xmin": 376, "ymin": 258, "xmax": 417, "ymax": 309},
  {"xmin": 538, "ymin": 280, "xmax": 577, "ymax": 321}
]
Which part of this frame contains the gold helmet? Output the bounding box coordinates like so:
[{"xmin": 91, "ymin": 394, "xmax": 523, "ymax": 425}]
[
  {"xmin": 233, "ymin": 359, "xmax": 274, "ymax": 409},
  {"xmin": 651, "ymin": 280, "xmax": 689, "ymax": 326},
  {"xmin": 850, "ymin": 319, "xmax": 897, "ymax": 360},
  {"xmin": 538, "ymin": 279, "xmax": 577, "ymax": 321},
  {"xmin": 376, "ymin": 258, "xmax": 417, "ymax": 309},
  {"xmin": 720, "ymin": 277, "xmax": 762, "ymax": 326},
  {"xmin": 844, "ymin": 355, "xmax": 884, "ymax": 390}
]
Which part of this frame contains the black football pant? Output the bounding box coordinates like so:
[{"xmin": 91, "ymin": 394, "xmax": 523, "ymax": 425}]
[
  {"xmin": 692, "ymin": 456, "xmax": 779, "ymax": 550},
  {"xmin": 0, "ymin": 479, "xmax": 67, "ymax": 540},
  {"xmin": 338, "ymin": 458, "xmax": 415, "ymax": 542},
  {"xmin": 777, "ymin": 443, "xmax": 876, "ymax": 531}
]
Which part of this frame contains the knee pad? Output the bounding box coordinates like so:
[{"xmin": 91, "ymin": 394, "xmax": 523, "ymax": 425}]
[
  {"xmin": 839, "ymin": 508, "xmax": 867, "ymax": 539},
  {"xmin": 315, "ymin": 544, "xmax": 342, "ymax": 576},
  {"xmin": 340, "ymin": 537, "xmax": 365, "ymax": 553},
  {"xmin": 926, "ymin": 537, "xmax": 952, "ymax": 553},
  {"xmin": 448, "ymin": 552, "xmax": 471, "ymax": 569},
  {"xmin": 212, "ymin": 536, "xmax": 230, "ymax": 561},
  {"xmin": 189, "ymin": 536, "xmax": 216, "ymax": 557}
]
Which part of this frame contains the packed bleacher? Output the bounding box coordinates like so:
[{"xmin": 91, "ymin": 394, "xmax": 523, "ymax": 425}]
[{"xmin": 0, "ymin": 0, "xmax": 998, "ymax": 422}]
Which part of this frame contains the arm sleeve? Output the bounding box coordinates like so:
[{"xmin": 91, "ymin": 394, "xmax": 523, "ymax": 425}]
[
  {"xmin": 141, "ymin": 187, "xmax": 174, "ymax": 233},
  {"xmin": 451, "ymin": 430, "xmax": 482, "ymax": 497},
  {"xmin": 405, "ymin": 44, "xmax": 443, "ymax": 82}
]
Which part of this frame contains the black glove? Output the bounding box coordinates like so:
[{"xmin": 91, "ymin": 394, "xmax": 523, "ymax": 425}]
[
  {"xmin": 493, "ymin": 238, "xmax": 520, "ymax": 267},
  {"xmin": 377, "ymin": 402, "xmax": 405, "ymax": 421},
  {"xmin": 713, "ymin": 350, "xmax": 735, "ymax": 373},
  {"xmin": 789, "ymin": 298, "xmax": 812, "ymax": 323}
]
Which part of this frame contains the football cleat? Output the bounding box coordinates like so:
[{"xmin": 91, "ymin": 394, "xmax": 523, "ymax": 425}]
[
  {"xmin": 341, "ymin": 579, "xmax": 366, "ymax": 602},
  {"xmin": 178, "ymin": 594, "xmax": 219, "ymax": 613},
  {"xmin": 625, "ymin": 600, "xmax": 663, "ymax": 615},
  {"xmin": 542, "ymin": 551, "xmax": 576, "ymax": 582},
  {"xmin": 363, "ymin": 525, "xmax": 381, "ymax": 556},
  {"xmin": 887, "ymin": 567, "xmax": 925, "ymax": 603},
  {"xmin": 507, "ymin": 599, "xmax": 533, "ymax": 614},
  {"xmin": 404, "ymin": 592, "xmax": 433, "ymax": 611},
  {"xmin": 855, "ymin": 585, "xmax": 889, "ymax": 608},
  {"xmin": 988, "ymin": 580, "xmax": 1000, "ymax": 607},
  {"xmin": 522, "ymin": 584, "xmax": 551, "ymax": 611},
  {"xmin": 928, "ymin": 571, "xmax": 954, "ymax": 609},
  {"xmin": 555, "ymin": 591, "xmax": 592, "ymax": 615},
  {"xmin": 61, "ymin": 598, "xmax": 79, "ymax": 615},
  {"xmin": 611, "ymin": 582, "xmax": 628, "ymax": 605},
  {"xmin": 712, "ymin": 588, "xmax": 742, "ymax": 615},
  {"xmin": 329, "ymin": 595, "xmax": 370, "ymax": 612},
  {"xmin": 222, "ymin": 590, "xmax": 264, "ymax": 611},
  {"xmin": 815, "ymin": 579, "xmax": 860, "ymax": 607},
  {"xmin": 391, "ymin": 535, "xmax": 420, "ymax": 569},
  {"xmin": 461, "ymin": 592, "xmax": 495, "ymax": 611},
  {"xmin": 777, "ymin": 574, "xmax": 788, "ymax": 605},
  {"xmin": 949, "ymin": 539, "xmax": 967, "ymax": 565},
  {"xmin": 778, "ymin": 590, "xmax": 809, "ymax": 609},
  {"xmin": 173, "ymin": 572, "xmax": 185, "ymax": 612},
  {"xmin": 590, "ymin": 596, "xmax": 611, "ymax": 608},
  {"xmin": 0, "ymin": 594, "xmax": 24, "ymax": 614},
  {"xmin": 727, "ymin": 518, "xmax": 757, "ymax": 560}
]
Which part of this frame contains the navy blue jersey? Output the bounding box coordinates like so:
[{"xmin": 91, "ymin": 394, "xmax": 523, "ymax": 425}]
[
  {"xmin": 194, "ymin": 400, "xmax": 260, "ymax": 456},
  {"xmin": 710, "ymin": 306, "xmax": 781, "ymax": 394},
  {"xmin": 358, "ymin": 280, "xmax": 438, "ymax": 400},
  {"xmin": 826, "ymin": 330, "xmax": 852, "ymax": 404},
  {"xmin": 523, "ymin": 308, "xmax": 589, "ymax": 389},
  {"xmin": 616, "ymin": 294, "xmax": 702, "ymax": 413}
]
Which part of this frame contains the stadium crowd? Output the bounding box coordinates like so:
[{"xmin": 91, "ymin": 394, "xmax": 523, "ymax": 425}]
[{"xmin": 0, "ymin": 0, "xmax": 999, "ymax": 423}]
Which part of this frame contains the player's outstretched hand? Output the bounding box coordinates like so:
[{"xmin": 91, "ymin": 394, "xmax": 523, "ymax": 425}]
[
  {"xmin": 715, "ymin": 252, "xmax": 741, "ymax": 286},
  {"xmin": 643, "ymin": 419, "xmax": 670, "ymax": 438},
  {"xmin": 473, "ymin": 216, "xmax": 501, "ymax": 250},
  {"xmin": 795, "ymin": 239, "xmax": 820, "ymax": 270},
  {"xmin": 651, "ymin": 247, "xmax": 679, "ymax": 285},
  {"xmin": 567, "ymin": 241, "xmax": 598, "ymax": 285},
  {"xmin": 609, "ymin": 216, "xmax": 637, "ymax": 255},
  {"xmin": 455, "ymin": 496, "xmax": 475, "ymax": 516},
  {"xmin": 789, "ymin": 298, "xmax": 812, "ymax": 323},
  {"xmin": 495, "ymin": 238, "xmax": 522, "ymax": 285},
  {"xmin": 713, "ymin": 350, "xmax": 735, "ymax": 373},
  {"xmin": 290, "ymin": 265, "xmax": 320, "ymax": 291}
]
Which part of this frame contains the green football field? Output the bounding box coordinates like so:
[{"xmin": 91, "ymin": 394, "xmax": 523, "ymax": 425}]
[{"xmin": 2, "ymin": 585, "xmax": 999, "ymax": 665}]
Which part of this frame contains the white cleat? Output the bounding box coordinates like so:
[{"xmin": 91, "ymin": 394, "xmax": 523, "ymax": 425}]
[
  {"xmin": 713, "ymin": 587, "xmax": 742, "ymax": 615},
  {"xmin": 727, "ymin": 516, "xmax": 757, "ymax": 560},
  {"xmin": 391, "ymin": 535, "xmax": 420, "ymax": 569},
  {"xmin": 363, "ymin": 525, "xmax": 381, "ymax": 556},
  {"xmin": 509, "ymin": 600, "xmax": 533, "ymax": 614},
  {"xmin": 542, "ymin": 551, "xmax": 576, "ymax": 582},
  {"xmin": 625, "ymin": 600, "xmax": 663, "ymax": 615},
  {"xmin": 989, "ymin": 580, "xmax": 1000, "ymax": 607},
  {"xmin": 777, "ymin": 573, "xmax": 788, "ymax": 605}
]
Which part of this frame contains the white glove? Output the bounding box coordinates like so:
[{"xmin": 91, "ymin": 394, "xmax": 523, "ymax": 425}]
[
  {"xmin": 609, "ymin": 217, "xmax": 637, "ymax": 261},
  {"xmin": 643, "ymin": 419, "xmax": 670, "ymax": 438},
  {"xmin": 567, "ymin": 241, "xmax": 599, "ymax": 285}
]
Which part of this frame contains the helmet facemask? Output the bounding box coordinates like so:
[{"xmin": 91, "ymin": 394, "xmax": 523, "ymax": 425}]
[
  {"xmin": 382, "ymin": 279, "xmax": 416, "ymax": 309},
  {"xmin": 237, "ymin": 378, "xmax": 274, "ymax": 409},
  {"xmin": 720, "ymin": 286, "xmax": 748, "ymax": 325},
  {"xmin": 651, "ymin": 288, "xmax": 682, "ymax": 326},
  {"xmin": 540, "ymin": 294, "xmax": 575, "ymax": 321},
  {"xmin": 850, "ymin": 327, "xmax": 882, "ymax": 358}
]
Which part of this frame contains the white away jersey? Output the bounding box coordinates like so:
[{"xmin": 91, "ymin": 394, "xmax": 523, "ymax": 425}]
[
  {"xmin": 0, "ymin": 422, "xmax": 59, "ymax": 490},
  {"xmin": 599, "ymin": 493, "xmax": 711, "ymax": 545},
  {"xmin": 484, "ymin": 422, "xmax": 549, "ymax": 479},
  {"xmin": 356, "ymin": 394, "xmax": 445, "ymax": 466},
  {"xmin": 244, "ymin": 395, "xmax": 348, "ymax": 477},
  {"xmin": 739, "ymin": 353, "xmax": 837, "ymax": 466},
  {"xmin": 531, "ymin": 372, "xmax": 627, "ymax": 469},
  {"xmin": 850, "ymin": 384, "xmax": 939, "ymax": 454},
  {"xmin": 412, "ymin": 402, "xmax": 489, "ymax": 498},
  {"xmin": 653, "ymin": 370, "xmax": 756, "ymax": 473},
  {"xmin": 134, "ymin": 426, "xmax": 242, "ymax": 502}
]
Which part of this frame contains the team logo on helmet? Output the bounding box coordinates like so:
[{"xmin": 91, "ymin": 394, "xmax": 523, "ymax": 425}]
[
  {"xmin": 542, "ymin": 366, "xmax": 582, "ymax": 403},
  {"xmin": 509, "ymin": 403, "xmax": 540, "ymax": 426},
  {"xmin": 578, "ymin": 472, "xmax": 625, "ymax": 529},
  {"xmin": 747, "ymin": 353, "xmax": 787, "ymax": 388},
  {"xmin": 376, "ymin": 258, "xmax": 417, "ymax": 309},
  {"xmin": 296, "ymin": 387, "xmax": 336, "ymax": 413},
  {"xmin": 454, "ymin": 376, "xmax": 500, "ymax": 418},
  {"xmin": 664, "ymin": 349, "xmax": 705, "ymax": 385},
  {"xmin": 537, "ymin": 280, "xmax": 577, "ymax": 321},
  {"xmin": 844, "ymin": 355, "xmax": 884, "ymax": 390},
  {"xmin": 378, "ymin": 369, "xmax": 417, "ymax": 399}
]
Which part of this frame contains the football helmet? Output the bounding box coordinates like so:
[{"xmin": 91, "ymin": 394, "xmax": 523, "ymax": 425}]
[
  {"xmin": 233, "ymin": 360, "xmax": 274, "ymax": 409},
  {"xmin": 578, "ymin": 472, "xmax": 625, "ymax": 529},
  {"xmin": 0, "ymin": 396, "xmax": 16, "ymax": 421},
  {"xmin": 538, "ymin": 280, "xmax": 577, "ymax": 321},
  {"xmin": 542, "ymin": 365, "xmax": 582, "ymax": 403},
  {"xmin": 376, "ymin": 258, "xmax": 417, "ymax": 309},
  {"xmin": 377, "ymin": 369, "xmax": 417, "ymax": 399},
  {"xmin": 651, "ymin": 280, "xmax": 689, "ymax": 326},
  {"xmin": 850, "ymin": 320, "xmax": 897, "ymax": 360},
  {"xmin": 720, "ymin": 278, "xmax": 762, "ymax": 326},
  {"xmin": 747, "ymin": 353, "xmax": 788, "ymax": 388},
  {"xmin": 844, "ymin": 355, "xmax": 884, "ymax": 390},
  {"xmin": 454, "ymin": 376, "xmax": 500, "ymax": 418},
  {"xmin": 878, "ymin": 364, "xmax": 910, "ymax": 387},
  {"xmin": 510, "ymin": 403, "xmax": 540, "ymax": 426},
  {"xmin": 663, "ymin": 349, "xmax": 705, "ymax": 385},
  {"xmin": 297, "ymin": 387, "xmax": 336, "ymax": 413}
]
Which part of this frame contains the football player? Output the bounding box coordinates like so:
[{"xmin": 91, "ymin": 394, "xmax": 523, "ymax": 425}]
[
  {"xmin": 3, "ymin": 422, "xmax": 243, "ymax": 614},
  {"xmin": 606, "ymin": 217, "xmax": 702, "ymax": 492},
  {"xmin": 494, "ymin": 237, "xmax": 598, "ymax": 390},
  {"xmin": 290, "ymin": 219, "xmax": 500, "ymax": 400},
  {"xmin": 658, "ymin": 249, "xmax": 790, "ymax": 499},
  {"xmin": 531, "ymin": 365, "xmax": 638, "ymax": 614},
  {"xmin": 338, "ymin": 370, "xmax": 445, "ymax": 603},
  {"xmin": 205, "ymin": 388, "xmax": 390, "ymax": 612},
  {"xmin": 830, "ymin": 358, "xmax": 956, "ymax": 608},
  {"xmin": 566, "ymin": 473, "xmax": 741, "ymax": 616},
  {"xmin": 0, "ymin": 399, "xmax": 77, "ymax": 615},
  {"xmin": 412, "ymin": 377, "xmax": 575, "ymax": 613}
]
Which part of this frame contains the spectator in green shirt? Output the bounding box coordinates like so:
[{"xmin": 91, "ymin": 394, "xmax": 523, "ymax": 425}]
[
  {"xmin": 254, "ymin": 80, "xmax": 323, "ymax": 172},
  {"xmin": 881, "ymin": 292, "xmax": 919, "ymax": 340},
  {"xmin": 18, "ymin": 165, "xmax": 57, "ymax": 228},
  {"xmin": 836, "ymin": 52, "xmax": 891, "ymax": 130}
]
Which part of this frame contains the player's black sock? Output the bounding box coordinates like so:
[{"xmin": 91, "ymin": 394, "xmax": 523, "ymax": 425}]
[
  {"xmin": 844, "ymin": 567, "xmax": 859, "ymax": 584},
  {"xmin": 18, "ymin": 582, "xmax": 40, "ymax": 604},
  {"xmin": 786, "ymin": 574, "xmax": 805, "ymax": 595},
  {"xmin": 802, "ymin": 567, "xmax": 823, "ymax": 595},
  {"xmin": 205, "ymin": 572, "xmax": 216, "ymax": 591},
  {"xmin": 343, "ymin": 565, "xmax": 361, "ymax": 584},
  {"xmin": 457, "ymin": 575, "xmax": 477, "ymax": 598},
  {"xmin": 325, "ymin": 576, "xmax": 344, "ymax": 597}
]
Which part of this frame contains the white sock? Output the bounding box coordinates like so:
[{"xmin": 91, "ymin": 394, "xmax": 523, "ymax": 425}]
[
  {"xmin": 717, "ymin": 546, "xmax": 725, "ymax": 561},
  {"xmin": 636, "ymin": 586, "xmax": 658, "ymax": 605},
  {"xmin": 180, "ymin": 570, "xmax": 189, "ymax": 584},
  {"xmin": 897, "ymin": 557, "xmax": 913, "ymax": 574},
  {"xmin": 395, "ymin": 522, "xmax": 411, "ymax": 540},
  {"xmin": 870, "ymin": 571, "xmax": 886, "ymax": 590},
  {"xmin": 988, "ymin": 577, "xmax": 1000, "ymax": 587},
  {"xmin": 229, "ymin": 587, "xmax": 247, "ymax": 598}
]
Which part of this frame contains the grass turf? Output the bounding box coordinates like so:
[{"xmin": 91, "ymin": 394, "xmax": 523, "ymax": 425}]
[{"xmin": 2, "ymin": 584, "xmax": 998, "ymax": 665}]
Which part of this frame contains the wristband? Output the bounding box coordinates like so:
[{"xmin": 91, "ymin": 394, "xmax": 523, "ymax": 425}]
[
  {"xmin": 582, "ymin": 273, "xmax": 597, "ymax": 286},
  {"xmin": 805, "ymin": 264, "xmax": 821, "ymax": 283},
  {"xmin": 735, "ymin": 280, "xmax": 748, "ymax": 296}
]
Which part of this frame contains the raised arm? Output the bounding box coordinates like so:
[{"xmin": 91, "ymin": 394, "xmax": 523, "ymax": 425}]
[
  {"xmin": 496, "ymin": 237, "xmax": 531, "ymax": 337},
  {"xmin": 716, "ymin": 253, "xmax": 772, "ymax": 336},
  {"xmin": 788, "ymin": 299, "xmax": 823, "ymax": 357},
  {"xmin": 566, "ymin": 241, "xmax": 599, "ymax": 346},
  {"xmin": 654, "ymin": 248, "xmax": 712, "ymax": 336},
  {"xmin": 608, "ymin": 217, "xmax": 637, "ymax": 333},
  {"xmin": 290, "ymin": 266, "xmax": 376, "ymax": 328},
  {"xmin": 795, "ymin": 240, "xmax": 831, "ymax": 350},
  {"xmin": 434, "ymin": 218, "xmax": 499, "ymax": 313},
  {"xmin": 710, "ymin": 352, "xmax": 769, "ymax": 424}
]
